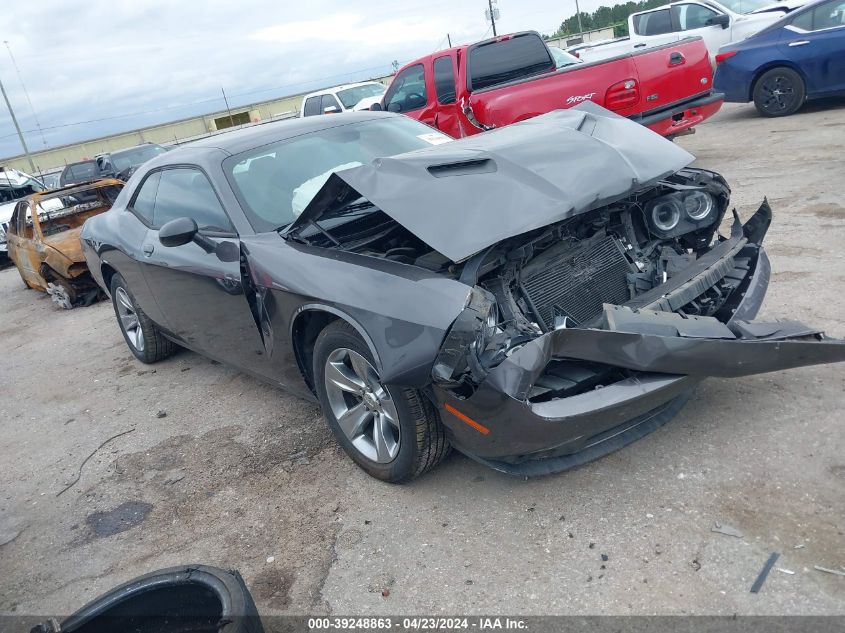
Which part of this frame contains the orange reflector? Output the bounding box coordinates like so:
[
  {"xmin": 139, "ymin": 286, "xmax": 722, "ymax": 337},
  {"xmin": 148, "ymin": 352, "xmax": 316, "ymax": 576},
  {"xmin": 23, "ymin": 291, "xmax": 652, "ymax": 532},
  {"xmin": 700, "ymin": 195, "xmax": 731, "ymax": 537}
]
[{"xmin": 444, "ymin": 403, "xmax": 490, "ymax": 435}]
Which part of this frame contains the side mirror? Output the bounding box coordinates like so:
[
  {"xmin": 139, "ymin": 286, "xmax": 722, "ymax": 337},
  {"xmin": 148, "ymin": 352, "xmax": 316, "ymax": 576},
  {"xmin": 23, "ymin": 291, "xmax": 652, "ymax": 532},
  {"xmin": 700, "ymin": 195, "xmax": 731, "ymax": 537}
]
[
  {"xmin": 159, "ymin": 217, "xmax": 198, "ymax": 247},
  {"xmin": 707, "ymin": 14, "xmax": 730, "ymax": 29},
  {"xmin": 323, "ymin": 105, "xmax": 339, "ymax": 114},
  {"xmin": 370, "ymin": 102, "xmax": 383, "ymax": 111}
]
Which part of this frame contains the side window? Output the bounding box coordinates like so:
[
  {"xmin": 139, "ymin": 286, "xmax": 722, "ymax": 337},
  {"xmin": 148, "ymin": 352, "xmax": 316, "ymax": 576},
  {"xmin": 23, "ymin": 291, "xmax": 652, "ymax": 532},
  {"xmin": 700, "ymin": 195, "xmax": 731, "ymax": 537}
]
[
  {"xmin": 383, "ymin": 64, "xmax": 428, "ymax": 113},
  {"xmin": 130, "ymin": 171, "xmax": 160, "ymax": 225},
  {"xmin": 673, "ymin": 4, "xmax": 720, "ymax": 30},
  {"xmin": 153, "ymin": 168, "xmax": 233, "ymax": 232},
  {"xmin": 791, "ymin": 9, "xmax": 814, "ymax": 29},
  {"xmin": 433, "ymin": 56, "xmax": 457, "ymax": 104},
  {"xmin": 14, "ymin": 202, "xmax": 34, "ymax": 239},
  {"xmin": 321, "ymin": 94, "xmax": 341, "ymax": 112},
  {"xmin": 795, "ymin": 0, "xmax": 845, "ymax": 30},
  {"xmin": 634, "ymin": 9, "xmax": 673, "ymax": 35},
  {"xmin": 303, "ymin": 96, "xmax": 321, "ymax": 117}
]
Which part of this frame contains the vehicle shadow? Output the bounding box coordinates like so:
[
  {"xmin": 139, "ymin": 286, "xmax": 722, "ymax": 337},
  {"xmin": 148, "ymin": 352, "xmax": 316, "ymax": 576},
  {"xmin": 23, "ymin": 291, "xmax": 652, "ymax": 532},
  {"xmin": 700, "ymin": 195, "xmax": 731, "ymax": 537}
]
[{"xmin": 715, "ymin": 95, "xmax": 845, "ymax": 123}]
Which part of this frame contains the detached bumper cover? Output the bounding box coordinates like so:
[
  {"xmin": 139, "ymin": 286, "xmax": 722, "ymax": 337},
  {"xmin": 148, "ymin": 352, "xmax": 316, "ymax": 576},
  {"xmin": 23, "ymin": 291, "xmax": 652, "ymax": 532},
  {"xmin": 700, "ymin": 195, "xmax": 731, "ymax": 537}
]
[{"xmin": 434, "ymin": 203, "xmax": 845, "ymax": 473}]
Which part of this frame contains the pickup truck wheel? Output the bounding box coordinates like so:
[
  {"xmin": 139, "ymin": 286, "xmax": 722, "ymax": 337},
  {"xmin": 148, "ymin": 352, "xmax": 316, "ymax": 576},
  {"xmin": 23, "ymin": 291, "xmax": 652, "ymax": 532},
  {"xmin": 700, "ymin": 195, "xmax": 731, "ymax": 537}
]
[
  {"xmin": 110, "ymin": 273, "xmax": 176, "ymax": 364},
  {"xmin": 753, "ymin": 67, "xmax": 805, "ymax": 117},
  {"xmin": 313, "ymin": 320, "xmax": 450, "ymax": 483}
]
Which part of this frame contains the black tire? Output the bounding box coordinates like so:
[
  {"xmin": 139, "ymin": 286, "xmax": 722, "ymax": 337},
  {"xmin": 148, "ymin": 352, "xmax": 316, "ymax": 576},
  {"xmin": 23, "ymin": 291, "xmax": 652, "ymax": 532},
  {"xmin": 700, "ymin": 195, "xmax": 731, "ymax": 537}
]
[
  {"xmin": 313, "ymin": 320, "xmax": 450, "ymax": 483},
  {"xmin": 110, "ymin": 273, "xmax": 176, "ymax": 364},
  {"xmin": 753, "ymin": 67, "xmax": 805, "ymax": 117},
  {"xmin": 31, "ymin": 565, "xmax": 264, "ymax": 633}
]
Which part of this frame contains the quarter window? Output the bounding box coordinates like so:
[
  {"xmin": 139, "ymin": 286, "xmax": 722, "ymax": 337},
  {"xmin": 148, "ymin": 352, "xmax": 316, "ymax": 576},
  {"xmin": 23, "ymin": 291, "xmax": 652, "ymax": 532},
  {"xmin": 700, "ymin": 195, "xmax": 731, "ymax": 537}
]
[
  {"xmin": 131, "ymin": 171, "xmax": 160, "ymax": 225},
  {"xmin": 433, "ymin": 56, "xmax": 457, "ymax": 104},
  {"xmin": 383, "ymin": 64, "xmax": 428, "ymax": 113}
]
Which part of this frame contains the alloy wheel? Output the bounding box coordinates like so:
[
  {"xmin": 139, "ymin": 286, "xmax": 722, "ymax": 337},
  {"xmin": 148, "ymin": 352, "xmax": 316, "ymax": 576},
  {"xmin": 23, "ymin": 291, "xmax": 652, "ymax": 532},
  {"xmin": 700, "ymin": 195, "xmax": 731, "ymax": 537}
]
[
  {"xmin": 323, "ymin": 348, "xmax": 400, "ymax": 463},
  {"xmin": 115, "ymin": 287, "xmax": 144, "ymax": 352},
  {"xmin": 759, "ymin": 74, "xmax": 797, "ymax": 115}
]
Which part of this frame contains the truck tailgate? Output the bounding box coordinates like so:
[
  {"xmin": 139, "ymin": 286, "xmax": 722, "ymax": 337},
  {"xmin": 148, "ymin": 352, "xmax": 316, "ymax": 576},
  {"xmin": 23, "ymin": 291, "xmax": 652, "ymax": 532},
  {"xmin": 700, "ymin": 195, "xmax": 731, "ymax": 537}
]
[{"xmin": 630, "ymin": 37, "xmax": 714, "ymax": 113}]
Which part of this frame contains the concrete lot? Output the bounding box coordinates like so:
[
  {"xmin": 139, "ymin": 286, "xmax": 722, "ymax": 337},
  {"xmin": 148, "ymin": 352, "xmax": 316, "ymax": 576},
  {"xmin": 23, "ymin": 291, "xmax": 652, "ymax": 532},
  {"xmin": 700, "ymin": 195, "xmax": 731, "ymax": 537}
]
[{"xmin": 1, "ymin": 101, "xmax": 844, "ymax": 619}]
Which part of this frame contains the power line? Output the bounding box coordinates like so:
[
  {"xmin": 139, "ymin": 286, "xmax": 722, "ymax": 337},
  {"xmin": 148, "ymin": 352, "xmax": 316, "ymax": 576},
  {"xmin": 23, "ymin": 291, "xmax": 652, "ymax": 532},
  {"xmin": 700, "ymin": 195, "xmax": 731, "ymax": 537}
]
[
  {"xmin": 0, "ymin": 61, "xmax": 397, "ymax": 142},
  {"xmin": 4, "ymin": 41, "xmax": 47, "ymax": 147}
]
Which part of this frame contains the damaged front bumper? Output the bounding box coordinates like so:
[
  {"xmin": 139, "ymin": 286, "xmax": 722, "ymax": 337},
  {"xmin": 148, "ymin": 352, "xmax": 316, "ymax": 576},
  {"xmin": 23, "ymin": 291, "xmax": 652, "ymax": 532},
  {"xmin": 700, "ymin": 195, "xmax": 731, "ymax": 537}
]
[{"xmin": 432, "ymin": 203, "xmax": 845, "ymax": 475}]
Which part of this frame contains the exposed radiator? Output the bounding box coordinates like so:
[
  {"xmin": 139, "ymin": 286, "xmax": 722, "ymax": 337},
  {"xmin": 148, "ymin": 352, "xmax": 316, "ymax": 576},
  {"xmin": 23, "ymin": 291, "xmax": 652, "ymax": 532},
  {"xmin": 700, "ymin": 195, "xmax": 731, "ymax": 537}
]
[{"xmin": 520, "ymin": 235, "xmax": 632, "ymax": 327}]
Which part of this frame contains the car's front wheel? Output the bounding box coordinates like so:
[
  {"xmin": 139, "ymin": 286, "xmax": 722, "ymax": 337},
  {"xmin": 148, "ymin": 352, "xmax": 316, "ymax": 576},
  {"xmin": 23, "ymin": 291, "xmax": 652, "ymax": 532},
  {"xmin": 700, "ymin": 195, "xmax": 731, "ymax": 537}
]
[
  {"xmin": 110, "ymin": 273, "xmax": 176, "ymax": 363},
  {"xmin": 753, "ymin": 67, "xmax": 805, "ymax": 117},
  {"xmin": 313, "ymin": 320, "xmax": 450, "ymax": 483}
]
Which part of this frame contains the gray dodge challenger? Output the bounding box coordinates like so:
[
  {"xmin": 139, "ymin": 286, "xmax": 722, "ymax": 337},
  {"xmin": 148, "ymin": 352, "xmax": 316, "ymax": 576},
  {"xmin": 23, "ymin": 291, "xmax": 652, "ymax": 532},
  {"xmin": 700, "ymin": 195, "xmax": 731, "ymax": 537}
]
[{"xmin": 81, "ymin": 104, "xmax": 845, "ymax": 482}]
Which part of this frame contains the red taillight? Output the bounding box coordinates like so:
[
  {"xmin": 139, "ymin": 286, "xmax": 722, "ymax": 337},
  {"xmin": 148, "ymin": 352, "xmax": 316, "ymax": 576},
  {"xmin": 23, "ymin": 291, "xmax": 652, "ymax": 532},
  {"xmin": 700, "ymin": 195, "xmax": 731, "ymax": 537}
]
[
  {"xmin": 715, "ymin": 51, "xmax": 738, "ymax": 65},
  {"xmin": 605, "ymin": 78, "xmax": 639, "ymax": 111}
]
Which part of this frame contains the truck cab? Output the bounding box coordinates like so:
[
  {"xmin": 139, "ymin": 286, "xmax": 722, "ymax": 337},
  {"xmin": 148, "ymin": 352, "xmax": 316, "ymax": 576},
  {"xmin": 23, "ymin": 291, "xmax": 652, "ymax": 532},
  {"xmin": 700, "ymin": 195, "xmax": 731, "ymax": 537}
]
[
  {"xmin": 378, "ymin": 31, "xmax": 722, "ymax": 140},
  {"xmin": 579, "ymin": 0, "xmax": 800, "ymax": 62}
]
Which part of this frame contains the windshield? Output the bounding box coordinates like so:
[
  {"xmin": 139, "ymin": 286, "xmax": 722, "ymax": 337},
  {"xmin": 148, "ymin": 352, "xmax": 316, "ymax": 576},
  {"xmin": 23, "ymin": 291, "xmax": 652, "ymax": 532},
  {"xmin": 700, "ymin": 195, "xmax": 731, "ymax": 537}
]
[
  {"xmin": 226, "ymin": 117, "xmax": 452, "ymax": 232},
  {"xmin": 718, "ymin": 0, "xmax": 781, "ymax": 13},
  {"xmin": 336, "ymin": 84, "xmax": 386, "ymax": 109},
  {"xmin": 111, "ymin": 145, "xmax": 167, "ymax": 172},
  {"xmin": 0, "ymin": 173, "xmax": 46, "ymax": 204}
]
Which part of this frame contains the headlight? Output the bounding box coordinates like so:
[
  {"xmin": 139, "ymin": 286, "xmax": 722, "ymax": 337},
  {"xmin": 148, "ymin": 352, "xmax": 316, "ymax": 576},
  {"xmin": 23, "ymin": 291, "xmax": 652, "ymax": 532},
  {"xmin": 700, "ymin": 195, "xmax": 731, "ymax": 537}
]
[
  {"xmin": 651, "ymin": 199, "xmax": 682, "ymax": 232},
  {"xmin": 684, "ymin": 191, "xmax": 714, "ymax": 221},
  {"xmin": 645, "ymin": 190, "xmax": 717, "ymax": 238}
]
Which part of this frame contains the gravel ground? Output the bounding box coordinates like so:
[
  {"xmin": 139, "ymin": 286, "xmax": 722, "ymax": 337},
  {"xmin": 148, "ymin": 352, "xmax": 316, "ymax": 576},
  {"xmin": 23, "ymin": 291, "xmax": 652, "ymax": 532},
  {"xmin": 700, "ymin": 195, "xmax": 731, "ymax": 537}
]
[{"xmin": 1, "ymin": 100, "xmax": 843, "ymax": 621}]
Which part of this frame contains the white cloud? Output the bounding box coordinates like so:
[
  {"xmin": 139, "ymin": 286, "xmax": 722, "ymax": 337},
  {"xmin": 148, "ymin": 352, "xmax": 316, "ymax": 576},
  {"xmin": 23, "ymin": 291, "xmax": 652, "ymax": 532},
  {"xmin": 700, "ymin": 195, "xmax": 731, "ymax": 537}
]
[
  {"xmin": 251, "ymin": 12, "xmax": 450, "ymax": 45},
  {"xmin": 0, "ymin": 0, "xmax": 610, "ymax": 158}
]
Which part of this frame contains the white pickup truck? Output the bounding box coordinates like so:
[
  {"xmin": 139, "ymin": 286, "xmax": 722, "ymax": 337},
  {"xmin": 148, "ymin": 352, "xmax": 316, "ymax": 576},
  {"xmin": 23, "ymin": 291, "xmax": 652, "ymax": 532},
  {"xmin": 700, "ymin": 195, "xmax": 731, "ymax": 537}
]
[
  {"xmin": 574, "ymin": 0, "xmax": 806, "ymax": 63},
  {"xmin": 300, "ymin": 81, "xmax": 386, "ymax": 117}
]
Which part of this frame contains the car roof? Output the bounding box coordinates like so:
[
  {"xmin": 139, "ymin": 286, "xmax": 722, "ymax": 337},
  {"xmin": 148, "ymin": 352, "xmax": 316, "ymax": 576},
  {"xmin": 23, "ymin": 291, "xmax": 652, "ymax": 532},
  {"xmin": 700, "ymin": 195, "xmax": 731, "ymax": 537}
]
[
  {"xmin": 151, "ymin": 111, "xmax": 402, "ymax": 161},
  {"xmin": 105, "ymin": 143, "xmax": 163, "ymax": 157},
  {"xmin": 63, "ymin": 159, "xmax": 98, "ymax": 169},
  {"xmin": 302, "ymin": 81, "xmax": 384, "ymax": 99}
]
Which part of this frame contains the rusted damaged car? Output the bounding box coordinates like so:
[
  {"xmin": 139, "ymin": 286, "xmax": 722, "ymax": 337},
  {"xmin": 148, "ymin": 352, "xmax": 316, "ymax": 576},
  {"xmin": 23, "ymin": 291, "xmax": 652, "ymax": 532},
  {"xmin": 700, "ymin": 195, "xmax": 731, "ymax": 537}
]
[
  {"xmin": 7, "ymin": 180, "xmax": 123, "ymax": 308},
  {"xmin": 80, "ymin": 106, "xmax": 845, "ymax": 482}
]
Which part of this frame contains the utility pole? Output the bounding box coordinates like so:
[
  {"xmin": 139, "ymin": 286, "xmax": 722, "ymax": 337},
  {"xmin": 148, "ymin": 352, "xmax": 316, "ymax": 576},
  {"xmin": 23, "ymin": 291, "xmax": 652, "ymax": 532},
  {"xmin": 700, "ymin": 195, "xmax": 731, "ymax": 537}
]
[
  {"xmin": 0, "ymin": 73, "xmax": 35, "ymax": 172},
  {"xmin": 487, "ymin": 0, "xmax": 498, "ymax": 36},
  {"xmin": 575, "ymin": 0, "xmax": 584, "ymax": 35},
  {"xmin": 221, "ymin": 87, "xmax": 235, "ymax": 129}
]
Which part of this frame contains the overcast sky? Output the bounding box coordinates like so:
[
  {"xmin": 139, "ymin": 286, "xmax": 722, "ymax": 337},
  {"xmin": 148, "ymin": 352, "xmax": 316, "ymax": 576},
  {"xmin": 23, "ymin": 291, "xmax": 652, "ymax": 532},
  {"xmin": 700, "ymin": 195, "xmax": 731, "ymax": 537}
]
[{"xmin": 0, "ymin": 0, "xmax": 609, "ymax": 160}]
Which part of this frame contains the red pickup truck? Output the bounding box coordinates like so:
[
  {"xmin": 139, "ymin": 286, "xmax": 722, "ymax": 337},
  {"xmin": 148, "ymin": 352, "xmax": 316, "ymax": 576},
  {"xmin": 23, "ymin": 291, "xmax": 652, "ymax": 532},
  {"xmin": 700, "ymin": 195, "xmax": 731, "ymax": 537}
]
[{"xmin": 376, "ymin": 31, "xmax": 723, "ymax": 139}]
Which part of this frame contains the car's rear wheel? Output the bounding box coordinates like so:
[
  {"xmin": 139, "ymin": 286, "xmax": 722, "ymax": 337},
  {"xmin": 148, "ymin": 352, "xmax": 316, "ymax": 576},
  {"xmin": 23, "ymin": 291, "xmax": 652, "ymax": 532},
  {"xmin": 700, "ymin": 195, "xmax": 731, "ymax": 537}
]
[
  {"xmin": 753, "ymin": 67, "xmax": 805, "ymax": 117},
  {"xmin": 313, "ymin": 320, "xmax": 450, "ymax": 483},
  {"xmin": 110, "ymin": 273, "xmax": 176, "ymax": 363}
]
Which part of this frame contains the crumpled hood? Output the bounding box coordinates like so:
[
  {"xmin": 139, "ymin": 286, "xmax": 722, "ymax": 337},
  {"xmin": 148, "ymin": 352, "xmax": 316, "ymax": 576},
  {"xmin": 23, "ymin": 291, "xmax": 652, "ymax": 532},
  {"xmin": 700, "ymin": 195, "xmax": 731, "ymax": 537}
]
[{"xmin": 287, "ymin": 103, "xmax": 694, "ymax": 262}]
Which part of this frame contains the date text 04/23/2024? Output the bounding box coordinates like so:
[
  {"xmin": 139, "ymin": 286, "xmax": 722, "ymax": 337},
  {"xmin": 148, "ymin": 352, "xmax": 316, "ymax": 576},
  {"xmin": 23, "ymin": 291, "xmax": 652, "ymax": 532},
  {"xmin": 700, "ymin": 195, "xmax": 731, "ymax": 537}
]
[{"xmin": 307, "ymin": 617, "xmax": 528, "ymax": 630}]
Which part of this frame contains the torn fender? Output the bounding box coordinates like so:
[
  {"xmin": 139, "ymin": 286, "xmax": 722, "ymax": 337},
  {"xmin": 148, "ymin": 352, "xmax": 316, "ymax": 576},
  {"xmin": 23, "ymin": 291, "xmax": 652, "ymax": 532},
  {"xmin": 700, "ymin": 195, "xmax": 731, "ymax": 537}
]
[{"xmin": 487, "ymin": 306, "xmax": 845, "ymax": 401}]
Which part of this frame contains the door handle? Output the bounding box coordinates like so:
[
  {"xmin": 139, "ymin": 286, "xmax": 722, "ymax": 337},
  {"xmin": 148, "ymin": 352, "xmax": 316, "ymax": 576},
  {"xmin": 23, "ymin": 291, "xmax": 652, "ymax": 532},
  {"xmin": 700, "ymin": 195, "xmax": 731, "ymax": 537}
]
[
  {"xmin": 669, "ymin": 51, "xmax": 685, "ymax": 66},
  {"xmin": 142, "ymin": 243, "xmax": 154, "ymax": 256},
  {"xmin": 634, "ymin": 43, "xmax": 647, "ymax": 48},
  {"xmin": 788, "ymin": 40, "xmax": 810, "ymax": 46}
]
